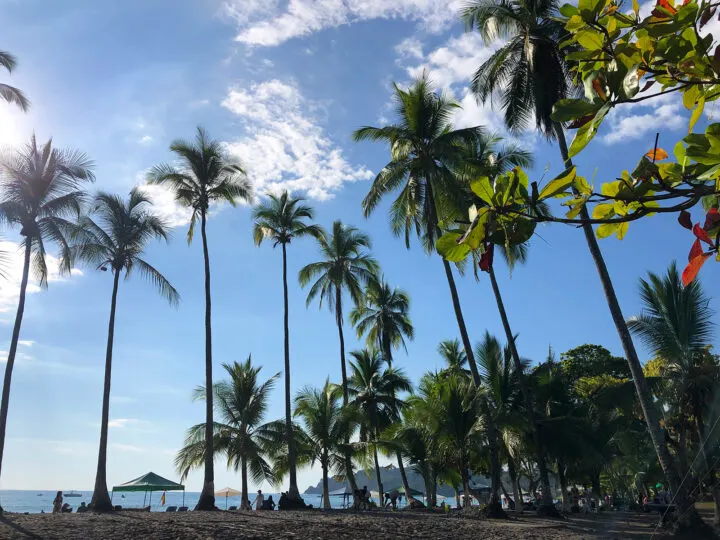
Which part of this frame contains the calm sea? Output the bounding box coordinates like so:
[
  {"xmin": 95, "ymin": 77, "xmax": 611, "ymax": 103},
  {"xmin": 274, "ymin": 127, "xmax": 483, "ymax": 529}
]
[{"xmin": 0, "ymin": 490, "xmax": 346, "ymax": 513}]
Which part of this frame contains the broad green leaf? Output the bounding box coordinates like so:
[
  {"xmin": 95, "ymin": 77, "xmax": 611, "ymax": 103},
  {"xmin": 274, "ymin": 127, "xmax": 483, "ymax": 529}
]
[
  {"xmin": 616, "ymin": 222, "xmax": 629, "ymax": 240},
  {"xmin": 568, "ymin": 103, "xmax": 610, "ymax": 158},
  {"xmin": 436, "ymin": 233, "xmax": 471, "ymax": 262},
  {"xmin": 601, "ymin": 181, "xmax": 620, "ymax": 196},
  {"xmin": 575, "ymin": 29, "xmax": 605, "ymax": 50},
  {"xmin": 689, "ymin": 97, "xmax": 705, "ymax": 133},
  {"xmin": 573, "ymin": 174, "xmax": 592, "ymax": 195},
  {"xmin": 565, "ymin": 198, "xmax": 587, "ymax": 219},
  {"xmin": 632, "ymin": 0, "xmax": 639, "ymax": 16},
  {"xmin": 560, "ymin": 3, "xmax": 579, "ymax": 16},
  {"xmin": 592, "ymin": 203, "xmax": 615, "ymax": 219},
  {"xmin": 596, "ymin": 223, "xmax": 619, "ymax": 238},
  {"xmin": 698, "ymin": 163, "xmax": 720, "ymax": 180},
  {"xmin": 471, "ymin": 176, "xmax": 494, "ymax": 205},
  {"xmin": 551, "ymin": 99, "xmax": 601, "ymax": 122},
  {"xmin": 460, "ymin": 208, "xmax": 490, "ymax": 250},
  {"xmin": 539, "ymin": 167, "xmax": 576, "ymax": 200},
  {"xmin": 490, "ymin": 217, "xmax": 536, "ymax": 246},
  {"xmin": 566, "ymin": 14, "xmax": 585, "ymax": 31}
]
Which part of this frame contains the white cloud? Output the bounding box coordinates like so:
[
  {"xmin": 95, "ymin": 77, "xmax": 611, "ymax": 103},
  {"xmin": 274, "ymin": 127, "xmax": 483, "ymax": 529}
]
[
  {"xmin": 602, "ymin": 93, "xmax": 685, "ymax": 145},
  {"xmin": 0, "ymin": 349, "xmax": 33, "ymax": 364},
  {"xmin": 18, "ymin": 340, "xmax": 33, "ymax": 347},
  {"xmin": 108, "ymin": 418, "xmax": 151, "ymax": 430},
  {"xmin": 137, "ymin": 183, "xmax": 194, "ymax": 228},
  {"xmin": 228, "ymin": 0, "xmax": 464, "ymax": 47},
  {"xmin": 138, "ymin": 135, "xmax": 154, "ymax": 145},
  {"xmin": 397, "ymin": 33, "xmax": 515, "ymax": 137},
  {"xmin": 110, "ymin": 443, "xmax": 143, "ymax": 453},
  {"xmin": 395, "ymin": 37, "xmax": 424, "ymax": 61},
  {"xmin": 222, "ymin": 79, "xmax": 373, "ymax": 200},
  {"xmin": 0, "ymin": 240, "xmax": 83, "ymax": 315},
  {"xmin": 110, "ymin": 395, "xmax": 136, "ymax": 404}
]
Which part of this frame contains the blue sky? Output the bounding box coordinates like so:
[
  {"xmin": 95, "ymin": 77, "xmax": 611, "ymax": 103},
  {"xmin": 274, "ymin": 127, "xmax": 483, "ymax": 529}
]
[{"xmin": 0, "ymin": 0, "xmax": 718, "ymax": 494}]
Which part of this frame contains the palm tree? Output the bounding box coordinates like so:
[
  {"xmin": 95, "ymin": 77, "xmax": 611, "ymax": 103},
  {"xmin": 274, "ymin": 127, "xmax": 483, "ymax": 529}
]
[
  {"xmin": 438, "ymin": 339, "xmax": 470, "ymax": 377},
  {"xmin": 148, "ymin": 127, "xmax": 253, "ymax": 510},
  {"xmin": 72, "ymin": 189, "xmax": 179, "ymax": 511},
  {"xmin": 350, "ymin": 277, "xmax": 413, "ymax": 367},
  {"xmin": 299, "ymin": 220, "xmax": 378, "ymax": 492},
  {"xmin": 299, "ymin": 221, "xmax": 379, "ymax": 404},
  {"xmin": 0, "ymin": 136, "xmax": 93, "ymax": 505},
  {"xmin": 176, "ymin": 358, "xmax": 279, "ymax": 510},
  {"xmin": 628, "ymin": 263, "xmax": 719, "ymax": 522},
  {"xmin": 352, "ymin": 74, "xmax": 483, "ymax": 382},
  {"xmin": 294, "ymin": 380, "xmax": 356, "ymax": 509},
  {"xmin": 348, "ymin": 349, "xmax": 412, "ymax": 505},
  {"xmin": 463, "ymin": 0, "xmax": 689, "ymax": 519},
  {"xmin": 253, "ymin": 191, "xmax": 323, "ymax": 502},
  {"xmin": 0, "ymin": 51, "xmax": 29, "ymax": 111}
]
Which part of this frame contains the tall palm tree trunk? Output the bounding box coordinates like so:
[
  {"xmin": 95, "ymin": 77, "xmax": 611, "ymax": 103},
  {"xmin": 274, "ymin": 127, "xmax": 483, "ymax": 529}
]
[
  {"xmin": 487, "ymin": 421, "xmax": 504, "ymax": 516},
  {"xmin": 90, "ymin": 269, "xmax": 121, "ymax": 512},
  {"xmin": 241, "ymin": 457, "xmax": 249, "ymax": 510},
  {"xmin": 322, "ymin": 456, "xmax": 331, "ymax": 510},
  {"xmin": 488, "ymin": 266, "xmax": 554, "ymax": 512},
  {"xmin": 0, "ymin": 241, "xmax": 31, "ymax": 511},
  {"xmin": 508, "ymin": 454, "xmax": 523, "ymax": 513},
  {"xmin": 334, "ymin": 288, "xmax": 357, "ymax": 492},
  {"xmin": 442, "ymin": 259, "xmax": 480, "ymax": 384},
  {"xmin": 196, "ymin": 210, "xmax": 215, "ymax": 511},
  {"xmin": 557, "ymin": 458, "xmax": 569, "ymax": 513},
  {"xmin": 373, "ymin": 440, "xmax": 384, "ymax": 507},
  {"xmin": 396, "ymin": 451, "xmax": 412, "ymax": 502},
  {"xmin": 554, "ymin": 124, "xmax": 695, "ymax": 523},
  {"xmin": 282, "ymin": 244, "xmax": 300, "ymax": 501}
]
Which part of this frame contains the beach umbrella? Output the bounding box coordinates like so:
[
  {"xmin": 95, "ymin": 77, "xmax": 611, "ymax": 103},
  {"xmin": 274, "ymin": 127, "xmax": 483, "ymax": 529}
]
[{"xmin": 215, "ymin": 487, "xmax": 242, "ymax": 509}]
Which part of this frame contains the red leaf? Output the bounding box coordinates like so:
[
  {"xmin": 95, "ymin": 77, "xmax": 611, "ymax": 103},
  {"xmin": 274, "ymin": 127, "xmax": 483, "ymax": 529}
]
[
  {"xmin": 652, "ymin": 0, "xmax": 677, "ymax": 17},
  {"xmin": 682, "ymin": 253, "xmax": 712, "ymax": 286},
  {"xmin": 703, "ymin": 208, "xmax": 720, "ymax": 231},
  {"xmin": 568, "ymin": 115, "xmax": 594, "ymax": 129},
  {"xmin": 678, "ymin": 210, "xmax": 693, "ymax": 230},
  {"xmin": 693, "ymin": 223, "xmax": 714, "ymax": 245},
  {"xmin": 683, "ymin": 0, "xmax": 691, "ymax": 5},
  {"xmin": 479, "ymin": 244, "xmax": 494, "ymax": 272},
  {"xmin": 689, "ymin": 239, "xmax": 703, "ymax": 261},
  {"xmin": 592, "ymin": 79, "xmax": 607, "ymax": 101},
  {"xmin": 700, "ymin": 6, "xmax": 717, "ymax": 28},
  {"xmin": 713, "ymin": 45, "xmax": 720, "ymax": 76}
]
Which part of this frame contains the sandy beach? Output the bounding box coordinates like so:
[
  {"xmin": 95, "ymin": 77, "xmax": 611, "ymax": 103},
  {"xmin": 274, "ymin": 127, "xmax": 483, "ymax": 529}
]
[{"xmin": 0, "ymin": 509, "xmax": 676, "ymax": 539}]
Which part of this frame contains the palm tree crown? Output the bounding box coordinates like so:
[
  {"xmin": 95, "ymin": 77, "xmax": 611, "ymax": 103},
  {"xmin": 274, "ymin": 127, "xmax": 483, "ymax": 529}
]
[
  {"xmin": 253, "ymin": 191, "xmax": 324, "ymax": 247},
  {"xmin": 350, "ymin": 277, "xmax": 414, "ymax": 366},
  {"xmin": 463, "ymin": 0, "xmax": 573, "ymax": 136},
  {"xmin": 0, "ymin": 51, "xmax": 29, "ymax": 111},
  {"xmin": 73, "ymin": 189, "xmax": 179, "ymax": 303},
  {"xmin": 0, "ymin": 135, "xmax": 94, "ymax": 282},
  {"xmin": 299, "ymin": 220, "xmax": 379, "ymax": 312},
  {"xmin": 147, "ymin": 126, "xmax": 253, "ymax": 242},
  {"xmin": 352, "ymin": 73, "xmax": 483, "ymax": 251}
]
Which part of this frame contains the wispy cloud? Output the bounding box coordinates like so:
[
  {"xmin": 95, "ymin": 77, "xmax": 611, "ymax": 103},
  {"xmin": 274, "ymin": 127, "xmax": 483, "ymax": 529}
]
[
  {"xmin": 110, "ymin": 395, "xmax": 136, "ymax": 404},
  {"xmin": 18, "ymin": 340, "xmax": 34, "ymax": 347},
  {"xmin": 108, "ymin": 418, "xmax": 152, "ymax": 431},
  {"xmin": 222, "ymin": 79, "xmax": 373, "ymax": 200},
  {"xmin": 226, "ymin": 0, "xmax": 465, "ymax": 47},
  {"xmin": 602, "ymin": 93, "xmax": 685, "ymax": 145}
]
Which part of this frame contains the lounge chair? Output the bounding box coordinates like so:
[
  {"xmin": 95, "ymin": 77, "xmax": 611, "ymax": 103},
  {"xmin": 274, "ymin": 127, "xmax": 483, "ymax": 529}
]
[
  {"xmin": 165, "ymin": 506, "xmax": 177, "ymax": 512},
  {"xmin": 177, "ymin": 506, "xmax": 189, "ymax": 512}
]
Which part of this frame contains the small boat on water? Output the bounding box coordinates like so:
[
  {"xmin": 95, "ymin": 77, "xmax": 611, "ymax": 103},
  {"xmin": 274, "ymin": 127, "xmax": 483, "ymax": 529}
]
[{"xmin": 64, "ymin": 491, "xmax": 82, "ymax": 498}]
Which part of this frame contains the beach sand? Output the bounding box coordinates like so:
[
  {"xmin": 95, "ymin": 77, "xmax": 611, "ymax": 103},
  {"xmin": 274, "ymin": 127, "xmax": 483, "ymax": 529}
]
[{"xmin": 0, "ymin": 509, "xmax": 675, "ymax": 539}]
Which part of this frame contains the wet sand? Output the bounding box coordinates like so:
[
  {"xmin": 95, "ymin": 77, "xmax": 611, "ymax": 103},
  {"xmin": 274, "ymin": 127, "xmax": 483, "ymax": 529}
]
[{"xmin": 0, "ymin": 509, "xmax": 677, "ymax": 539}]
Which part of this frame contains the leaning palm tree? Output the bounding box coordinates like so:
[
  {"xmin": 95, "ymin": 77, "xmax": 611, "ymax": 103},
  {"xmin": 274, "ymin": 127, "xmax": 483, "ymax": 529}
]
[
  {"xmin": 0, "ymin": 136, "xmax": 93, "ymax": 506},
  {"xmin": 252, "ymin": 191, "xmax": 323, "ymax": 502},
  {"xmin": 0, "ymin": 52, "xmax": 29, "ymax": 111},
  {"xmin": 352, "ymin": 74, "xmax": 484, "ymax": 383},
  {"xmin": 176, "ymin": 358, "xmax": 279, "ymax": 510},
  {"xmin": 73, "ymin": 189, "xmax": 179, "ymax": 512},
  {"xmin": 294, "ymin": 380, "xmax": 357, "ymax": 509},
  {"xmin": 348, "ymin": 349, "xmax": 412, "ymax": 505},
  {"xmin": 350, "ymin": 277, "xmax": 413, "ymax": 367},
  {"xmin": 463, "ymin": 0, "xmax": 689, "ymax": 518},
  {"xmin": 148, "ymin": 127, "xmax": 253, "ymax": 510},
  {"xmin": 299, "ymin": 221, "xmax": 378, "ymax": 492}
]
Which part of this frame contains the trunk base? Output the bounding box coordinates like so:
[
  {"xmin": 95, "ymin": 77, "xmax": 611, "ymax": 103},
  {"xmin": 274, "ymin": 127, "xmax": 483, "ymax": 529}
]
[
  {"xmin": 278, "ymin": 493, "xmax": 310, "ymax": 510},
  {"xmin": 89, "ymin": 490, "xmax": 114, "ymax": 513},
  {"xmin": 536, "ymin": 504, "xmax": 563, "ymax": 518},
  {"xmin": 482, "ymin": 501, "xmax": 508, "ymax": 519},
  {"xmin": 194, "ymin": 483, "xmax": 217, "ymax": 511}
]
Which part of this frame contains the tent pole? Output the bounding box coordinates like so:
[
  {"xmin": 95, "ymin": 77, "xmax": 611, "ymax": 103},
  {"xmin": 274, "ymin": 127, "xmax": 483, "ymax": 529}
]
[
  {"xmin": 143, "ymin": 491, "xmax": 147, "ymax": 507},
  {"xmin": 183, "ymin": 489, "xmax": 185, "ymax": 506},
  {"xmin": 149, "ymin": 490, "xmax": 152, "ymax": 510}
]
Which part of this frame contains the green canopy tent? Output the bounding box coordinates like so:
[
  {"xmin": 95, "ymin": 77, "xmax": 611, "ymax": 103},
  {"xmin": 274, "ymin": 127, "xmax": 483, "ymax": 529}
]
[{"xmin": 112, "ymin": 472, "xmax": 185, "ymax": 509}]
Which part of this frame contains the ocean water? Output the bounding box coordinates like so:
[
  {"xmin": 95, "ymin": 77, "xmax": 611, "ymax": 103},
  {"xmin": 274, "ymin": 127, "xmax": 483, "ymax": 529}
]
[{"xmin": 0, "ymin": 490, "xmax": 353, "ymax": 513}]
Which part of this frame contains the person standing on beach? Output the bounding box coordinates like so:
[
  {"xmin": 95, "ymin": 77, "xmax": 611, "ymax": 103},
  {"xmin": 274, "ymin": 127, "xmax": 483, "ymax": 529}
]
[
  {"xmin": 52, "ymin": 491, "xmax": 63, "ymax": 514},
  {"xmin": 254, "ymin": 490, "xmax": 264, "ymax": 511}
]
